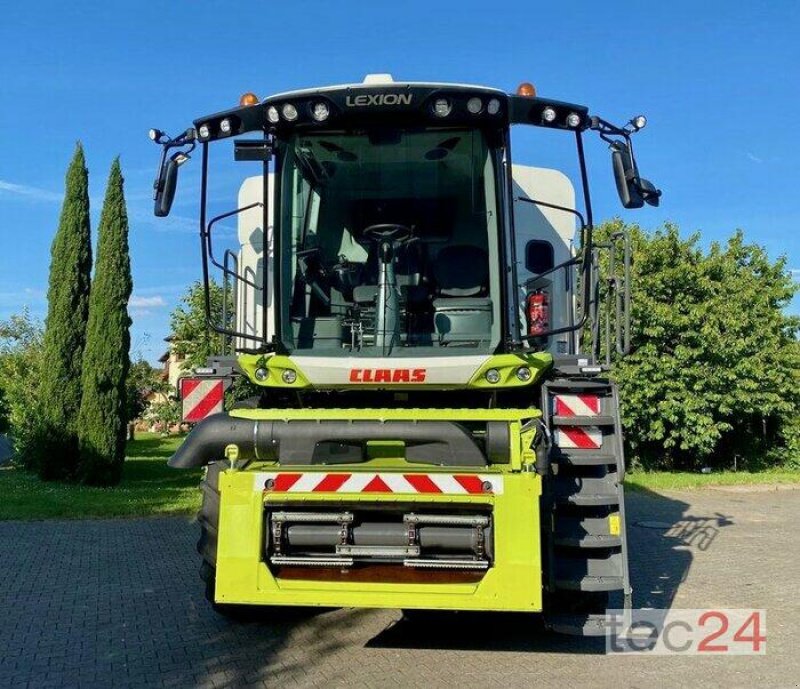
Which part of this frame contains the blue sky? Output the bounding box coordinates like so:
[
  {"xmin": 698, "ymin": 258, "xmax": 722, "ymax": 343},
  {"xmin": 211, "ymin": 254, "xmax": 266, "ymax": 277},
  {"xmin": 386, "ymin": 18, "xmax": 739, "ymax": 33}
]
[{"xmin": 1, "ymin": 0, "xmax": 798, "ymax": 363}]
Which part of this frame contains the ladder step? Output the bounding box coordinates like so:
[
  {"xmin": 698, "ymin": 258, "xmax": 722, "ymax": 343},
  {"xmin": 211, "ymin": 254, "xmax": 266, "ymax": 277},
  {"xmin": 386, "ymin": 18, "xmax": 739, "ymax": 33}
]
[
  {"xmin": 545, "ymin": 613, "xmax": 614, "ymax": 636},
  {"xmin": 554, "ymin": 534, "xmax": 622, "ymax": 548},
  {"xmin": 551, "ymin": 415, "xmax": 615, "ymax": 427},
  {"xmin": 551, "ymin": 365, "xmax": 609, "ymax": 377},
  {"xmin": 554, "ymin": 475, "xmax": 619, "ymax": 506},
  {"xmin": 555, "ymin": 575, "xmax": 624, "ymax": 592},
  {"xmin": 553, "ymin": 513, "xmax": 621, "ymax": 543},
  {"xmin": 552, "ymin": 452, "xmax": 617, "ymax": 466},
  {"xmin": 547, "ymin": 380, "xmax": 612, "ymax": 391},
  {"xmin": 555, "ymin": 552, "xmax": 624, "ymax": 591},
  {"xmin": 557, "ymin": 493, "xmax": 620, "ymax": 507}
]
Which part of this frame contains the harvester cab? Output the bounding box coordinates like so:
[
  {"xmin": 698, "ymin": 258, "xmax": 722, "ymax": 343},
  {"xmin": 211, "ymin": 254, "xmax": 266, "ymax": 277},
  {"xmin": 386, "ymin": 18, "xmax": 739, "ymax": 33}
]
[{"xmin": 151, "ymin": 75, "xmax": 660, "ymax": 635}]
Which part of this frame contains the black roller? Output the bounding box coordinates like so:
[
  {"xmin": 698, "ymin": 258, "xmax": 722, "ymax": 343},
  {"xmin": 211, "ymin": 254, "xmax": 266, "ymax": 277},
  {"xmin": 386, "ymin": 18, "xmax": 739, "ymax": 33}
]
[{"xmin": 284, "ymin": 523, "xmax": 487, "ymax": 555}]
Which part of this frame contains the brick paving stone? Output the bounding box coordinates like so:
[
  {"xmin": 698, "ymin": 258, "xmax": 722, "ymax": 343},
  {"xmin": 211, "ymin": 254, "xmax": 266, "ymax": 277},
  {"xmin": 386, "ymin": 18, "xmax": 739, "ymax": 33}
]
[{"xmin": 0, "ymin": 489, "xmax": 798, "ymax": 688}]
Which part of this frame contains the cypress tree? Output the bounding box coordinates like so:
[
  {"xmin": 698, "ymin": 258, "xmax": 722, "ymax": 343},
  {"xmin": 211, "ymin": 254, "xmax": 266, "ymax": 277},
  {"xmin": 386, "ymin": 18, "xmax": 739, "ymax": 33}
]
[
  {"xmin": 37, "ymin": 143, "xmax": 92, "ymax": 481},
  {"xmin": 77, "ymin": 159, "xmax": 132, "ymax": 486}
]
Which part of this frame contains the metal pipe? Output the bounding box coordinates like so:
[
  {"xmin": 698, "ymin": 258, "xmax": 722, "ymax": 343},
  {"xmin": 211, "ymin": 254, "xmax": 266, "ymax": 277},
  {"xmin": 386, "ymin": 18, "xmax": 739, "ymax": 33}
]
[
  {"xmin": 262, "ymin": 140, "xmax": 271, "ymax": 349},
  {"xmin": 169, "ymin": 414, "xmax": 494, "ymax": 468},
  {"xmin": 624, "ymin": 232, "xmax": 632, "ymax": 354}
]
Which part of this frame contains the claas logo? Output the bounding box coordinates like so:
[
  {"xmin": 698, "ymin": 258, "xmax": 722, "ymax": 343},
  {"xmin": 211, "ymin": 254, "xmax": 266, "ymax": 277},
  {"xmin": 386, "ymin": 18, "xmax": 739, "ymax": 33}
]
[{"xmin": 349, "ymin": 368, "xmax": 426, "ymax": 383}]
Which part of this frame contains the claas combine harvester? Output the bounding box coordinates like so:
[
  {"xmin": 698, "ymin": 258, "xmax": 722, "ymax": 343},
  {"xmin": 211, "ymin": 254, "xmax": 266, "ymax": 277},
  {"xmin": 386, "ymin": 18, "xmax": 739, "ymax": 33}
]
[{"xmin": 150, "ymin": 74, "xmax": 660, "ymax": 635}]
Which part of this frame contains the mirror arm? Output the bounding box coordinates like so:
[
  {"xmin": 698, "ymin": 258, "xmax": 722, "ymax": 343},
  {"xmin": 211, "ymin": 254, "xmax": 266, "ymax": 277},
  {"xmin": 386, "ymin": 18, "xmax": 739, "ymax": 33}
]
[{"xmin": 152, "ymin": 145, "xmax": 169, "ymax": 200}]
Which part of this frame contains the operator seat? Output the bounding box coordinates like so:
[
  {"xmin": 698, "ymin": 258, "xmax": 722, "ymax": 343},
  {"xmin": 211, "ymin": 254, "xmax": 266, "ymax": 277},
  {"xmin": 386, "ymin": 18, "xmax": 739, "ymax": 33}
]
[{"xmin": 432, "ymin": 245, "xmax": 493, "ymax": 345}]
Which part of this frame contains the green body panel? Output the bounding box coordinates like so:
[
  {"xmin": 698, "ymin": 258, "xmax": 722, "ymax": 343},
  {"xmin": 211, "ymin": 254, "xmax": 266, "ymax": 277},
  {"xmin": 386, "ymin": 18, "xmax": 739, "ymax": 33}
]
[
  {"xmin": 214, "ymin": 406, "xmax": 544, "ymax": 610},
  {"xmin": 214, "ymin": 468, "xmax": 543, "ymax": 612},
  {"xmin": 466, "ymin": 353, "xmax": 552, "ymax": 389}
]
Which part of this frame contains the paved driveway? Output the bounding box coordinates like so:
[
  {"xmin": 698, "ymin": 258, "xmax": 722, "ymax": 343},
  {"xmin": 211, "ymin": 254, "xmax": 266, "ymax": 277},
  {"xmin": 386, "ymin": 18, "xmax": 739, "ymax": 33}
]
[{"xmin": 1, "ymin": 488, "xmax": 797, "ymax": 688}]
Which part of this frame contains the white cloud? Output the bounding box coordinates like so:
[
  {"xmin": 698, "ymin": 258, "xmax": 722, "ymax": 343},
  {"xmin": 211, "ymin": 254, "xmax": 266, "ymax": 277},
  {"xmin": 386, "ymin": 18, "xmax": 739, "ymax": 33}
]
[
  {"xmin": 745, "ymin": 152, "xmax": 763, "ymax": 164},
  {"xmin": 0, "ymin": 180, "xmax": 63, "ymax": 203},
  {"xmin": 129, "ymin": 295, "xmax": 166, "ymax": 308}
]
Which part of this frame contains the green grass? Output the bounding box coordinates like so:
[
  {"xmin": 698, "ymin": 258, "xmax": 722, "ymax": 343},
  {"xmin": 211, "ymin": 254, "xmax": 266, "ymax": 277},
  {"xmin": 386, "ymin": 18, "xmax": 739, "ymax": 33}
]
[
  {"xmin": 0, "ymin": 433, "xmax": 202, "ymax": 520},
  {"xmin": 3, "ymin": 433, "xmax": 799, "ymax": 519},
  {"xmin": 625, "ymin": 469, "xmax": 800, "ymax": 492}
]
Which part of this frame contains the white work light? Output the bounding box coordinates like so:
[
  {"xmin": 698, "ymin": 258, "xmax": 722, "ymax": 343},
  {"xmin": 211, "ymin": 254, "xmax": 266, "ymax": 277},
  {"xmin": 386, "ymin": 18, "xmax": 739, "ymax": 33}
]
[
  {"xmin": 433, "ymin": 98, "xmax": 452, "ymax": 117},
  {"xmin": 487, "ymin": 99, "xmax": 501, "ymax": 115},
  {"xmin": 516, "ymin": 366, "xmax": 532, "ymax": 382},
  {"xmin": 566, "ymin": 112, "xmax": 581, "ymax": 128},
  {"xmin": 312, "ymin": 102, "xmax": 330, "ymax": 122},
  {"xmin": 282, "ymin": 103, "xmax": 299, "ymax": 121},
  {"xmin": 467, "ymin": 97, "xmax": 483, "ymax": 114},
  {"xmin": 267, "ymin": 106, "xmax": 280, "ymax": 124},
  {"xmin": 220, "ymin": 119, "xmax": 232, "ymax": 134},
  {"xmin": 542, "ymin": 107, "xmax": 557, "ymax": 123}
]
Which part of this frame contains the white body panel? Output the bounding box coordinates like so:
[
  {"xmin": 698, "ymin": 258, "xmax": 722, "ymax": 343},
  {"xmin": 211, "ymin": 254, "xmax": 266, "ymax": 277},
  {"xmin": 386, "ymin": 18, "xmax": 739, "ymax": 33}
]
[
  {"xmin": 236, "ymin": 175, "xmax": 274, "ymax": 351},
  {"xmin": 292, "ymin": 355, "xmax": 491, "ymax": 388},
  {"xmin": 511, "ymin": 165, "xmax": 577, "ymax": 356}
]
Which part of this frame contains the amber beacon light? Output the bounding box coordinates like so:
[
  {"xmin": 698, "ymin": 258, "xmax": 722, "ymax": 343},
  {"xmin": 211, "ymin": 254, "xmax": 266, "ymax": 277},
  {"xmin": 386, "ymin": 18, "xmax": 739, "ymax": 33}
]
[
  {"xmin": 239, "ymin": 92, "xmax": 259, "ymax": 106},
  {"xmin": 516, "ymin": 82, "xmax": 536, "ymax": 97}
]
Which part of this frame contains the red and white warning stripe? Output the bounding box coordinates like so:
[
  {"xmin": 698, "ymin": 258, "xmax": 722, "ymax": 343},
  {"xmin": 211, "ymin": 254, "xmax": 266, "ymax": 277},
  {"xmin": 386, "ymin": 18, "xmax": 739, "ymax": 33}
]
[
  {"xmin": 553, "ymin": 393, "xmax": 601, "ymax": 417},
  {"xmin": 253, "ymin": 472, "xmax": 504, "ymax": 495},
  {"xmin": 553, "ymin": 393, "xmax": 603, "ymax": 450},
  {"xmin": 180, "ymin": 378, "xmax": 225, "ymax": 423},
  {"xmin": 554, "ymin": 426, "xmax": 603, "ymax": 449}
]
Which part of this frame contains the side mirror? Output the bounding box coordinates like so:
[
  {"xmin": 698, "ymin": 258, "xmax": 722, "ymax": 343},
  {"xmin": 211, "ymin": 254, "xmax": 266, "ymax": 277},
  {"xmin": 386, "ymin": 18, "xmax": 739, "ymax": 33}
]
[
  {"xmin": 611, "ymin": 141, "xmax": 643, "ymax": 209},
  {"xmin": 638, "ymin": 178, "xmax": 661, "ymax": 207},
  {"xmin": 153, "ymin": 152, "xmax": 187, "ymax": 217},
  {"xmin": 611, "ymin": 140, "xmax": 662, "ymax": 210}
]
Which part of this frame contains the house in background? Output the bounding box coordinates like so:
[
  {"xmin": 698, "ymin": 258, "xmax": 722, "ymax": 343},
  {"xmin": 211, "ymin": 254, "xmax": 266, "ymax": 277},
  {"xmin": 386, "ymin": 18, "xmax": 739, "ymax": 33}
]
[
  {"xmin": 134, "ymin": 336, "xmax": 188, "ymax": 434},
  {"xmin": 158, "ymin": 335, "xmax": 188, "ymax": 391}
]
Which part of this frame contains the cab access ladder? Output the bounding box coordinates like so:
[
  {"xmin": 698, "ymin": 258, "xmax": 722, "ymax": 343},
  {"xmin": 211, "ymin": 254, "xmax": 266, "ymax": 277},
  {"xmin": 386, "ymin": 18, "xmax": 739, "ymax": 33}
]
[{"xmin": 541, "ymin": 376, "xmax": 632, "ymax": 635}]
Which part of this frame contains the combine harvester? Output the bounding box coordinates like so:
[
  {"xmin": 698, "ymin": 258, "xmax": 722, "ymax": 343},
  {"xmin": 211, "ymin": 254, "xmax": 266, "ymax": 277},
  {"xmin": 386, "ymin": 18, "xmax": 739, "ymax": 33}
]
[{"xmin": 150, "ymin": 74, "xmax": 660, "ymax": 634}]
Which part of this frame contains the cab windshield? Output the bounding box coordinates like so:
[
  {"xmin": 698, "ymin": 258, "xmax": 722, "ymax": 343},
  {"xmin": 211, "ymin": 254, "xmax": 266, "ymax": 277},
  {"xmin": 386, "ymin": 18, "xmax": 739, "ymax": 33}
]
[{"xmin": 277, "ymin": 127, "xmax": 502, "ymax": 357}]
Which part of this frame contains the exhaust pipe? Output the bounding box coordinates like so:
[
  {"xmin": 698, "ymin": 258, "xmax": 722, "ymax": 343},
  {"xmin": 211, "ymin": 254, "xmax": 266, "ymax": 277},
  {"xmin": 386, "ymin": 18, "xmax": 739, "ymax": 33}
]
[{"xmin": 169, "ymin": 413, "xmax": 498, "ymax": 468}]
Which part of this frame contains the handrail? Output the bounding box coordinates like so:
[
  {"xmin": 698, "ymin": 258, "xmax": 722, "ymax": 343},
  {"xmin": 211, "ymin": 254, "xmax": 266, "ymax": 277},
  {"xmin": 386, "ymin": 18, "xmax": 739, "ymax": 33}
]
[{"xmin": 205, "ymin": 203, "xmax": 263, "ymax": 289}]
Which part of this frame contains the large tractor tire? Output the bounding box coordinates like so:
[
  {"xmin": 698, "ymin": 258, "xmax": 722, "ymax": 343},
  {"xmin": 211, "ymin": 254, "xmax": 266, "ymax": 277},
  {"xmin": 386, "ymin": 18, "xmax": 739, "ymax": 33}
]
[
  {"xmin": 196, "ymin": 462, "xmax": 252, "ymax": 618},
  {"xmin": 197, "ymin": 461, "xmax": 223, "ymax": 571},
  {"xmin": 195, "ymin": 457, "xmax": 322, "ymax": 622}
]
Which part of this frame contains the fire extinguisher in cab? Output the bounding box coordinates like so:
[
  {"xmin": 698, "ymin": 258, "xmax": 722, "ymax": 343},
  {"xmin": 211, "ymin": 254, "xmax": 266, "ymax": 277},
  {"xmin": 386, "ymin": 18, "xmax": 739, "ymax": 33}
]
[{"xmin": 527, "ymin": 290, "xmax": 549, "ymax": 336}]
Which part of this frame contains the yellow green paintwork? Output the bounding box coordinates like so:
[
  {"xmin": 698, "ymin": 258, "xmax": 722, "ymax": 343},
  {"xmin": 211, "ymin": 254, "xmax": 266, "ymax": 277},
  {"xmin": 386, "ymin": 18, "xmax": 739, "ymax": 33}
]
[
  {"xmin": 238, "ymin": 351, "xmax": 553, "ymax": 390},
  {"xmin": 215, "ymin": 470, "xmax": 543, "ymax": 612},
  {"xmin": 213, "ymin": 406, "xmax": 545, "ymax": 611},
  {"xmin": 238, "ymin": 354, "xmax": 312, "ymax": 389},
  {"xmin": 466, "ymin": 352, "xmax": 553, "ymax": 389}
]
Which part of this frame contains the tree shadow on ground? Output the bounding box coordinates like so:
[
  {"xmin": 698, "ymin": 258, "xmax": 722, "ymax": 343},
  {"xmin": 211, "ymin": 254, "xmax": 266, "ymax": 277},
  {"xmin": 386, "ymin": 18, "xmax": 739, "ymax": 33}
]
[{"xmin": 365, "ymin": 487, "xmax": 733, "ymax": 654}]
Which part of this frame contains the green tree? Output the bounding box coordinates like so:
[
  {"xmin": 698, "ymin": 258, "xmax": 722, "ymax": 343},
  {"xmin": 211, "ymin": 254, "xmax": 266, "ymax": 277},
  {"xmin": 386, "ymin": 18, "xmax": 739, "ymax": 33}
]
[
  {"xmin": 125, "ymin": 358, "xmax": 168, "ymax": 424},
  {"xmin": 147, "ymin": 398, "xmax": 181, "ymax": 434},
  {"xmin": 599, "ymin": 221, "xmax": 800, "ymax": 470},
  {"xmin": 0, "ymin": 311, "xmax": 44, "ymax": 463},
  {"xmin": 77, "ymin": 159, "xmax": 133, "ymax": 486},
  {"xmin": 169, "ymin": 280, "xmax": 259, "ymax": 409},
  {"xmin": 37, "ymin": 143, "xmax": 92, "ymax": 480},
  {"xmin": 170, "ymin": 279, "xmax": 230, "ymax": 371}
]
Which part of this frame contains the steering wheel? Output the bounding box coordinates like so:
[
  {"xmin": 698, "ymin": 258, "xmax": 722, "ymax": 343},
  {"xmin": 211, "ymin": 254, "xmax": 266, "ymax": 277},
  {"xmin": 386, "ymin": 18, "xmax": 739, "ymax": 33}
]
[{"xmin": 362, "ymin": 223, "xmax": 414, "ymax": 243}]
